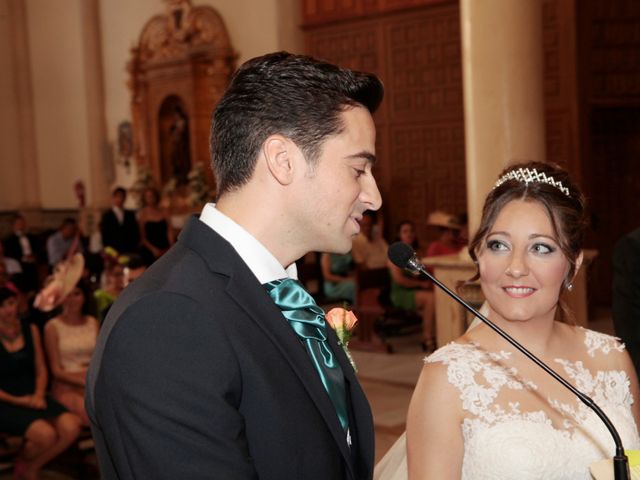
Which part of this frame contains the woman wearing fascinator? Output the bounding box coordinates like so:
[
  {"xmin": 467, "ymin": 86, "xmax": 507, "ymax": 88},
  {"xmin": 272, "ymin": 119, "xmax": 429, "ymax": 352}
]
[{"xmin": 375, "ymin": 161, "xmax": 640, "ymax": 479}]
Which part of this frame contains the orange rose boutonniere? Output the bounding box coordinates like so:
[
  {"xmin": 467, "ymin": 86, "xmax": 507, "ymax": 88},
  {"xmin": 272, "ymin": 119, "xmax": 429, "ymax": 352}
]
[{"xmin": 325, "ymin": 307, "xmax": 358, "ymax": 372}]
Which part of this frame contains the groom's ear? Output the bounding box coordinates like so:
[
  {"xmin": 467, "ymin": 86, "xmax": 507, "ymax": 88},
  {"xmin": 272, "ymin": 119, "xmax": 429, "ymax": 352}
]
[{"xmin": 263, "ymin": 135, "xmax": 296, "ymax": 186}]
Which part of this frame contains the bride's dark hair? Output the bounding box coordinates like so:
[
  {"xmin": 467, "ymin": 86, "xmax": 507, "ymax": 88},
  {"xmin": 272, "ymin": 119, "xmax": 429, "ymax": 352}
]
[{"xmin": 468, "ymin": 161, "xmax": 588, "ymax": 323}]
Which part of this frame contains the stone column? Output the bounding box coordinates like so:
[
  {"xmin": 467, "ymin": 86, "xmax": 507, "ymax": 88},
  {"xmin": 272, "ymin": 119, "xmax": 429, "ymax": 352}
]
[
  {"xmin": 460, "ymin": 0, "xmax": 546, "ymax": 235},
  {"xmin": 7, "ymin": 0, "xmax": 40, "ymax": 209},
  {"xmin": 80, "ymin": 0, "xmax": 110, "ymax": 209},
  {"xmin": 79, "ymin": 0, "xmax": 110, "ymax": 239}
]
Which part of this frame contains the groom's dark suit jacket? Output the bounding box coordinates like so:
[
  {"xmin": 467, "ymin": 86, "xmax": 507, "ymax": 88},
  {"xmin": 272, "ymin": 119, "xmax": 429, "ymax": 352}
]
[{"xmin": 86, "ymin": 217, "xmax": 374, "ymax": 479}]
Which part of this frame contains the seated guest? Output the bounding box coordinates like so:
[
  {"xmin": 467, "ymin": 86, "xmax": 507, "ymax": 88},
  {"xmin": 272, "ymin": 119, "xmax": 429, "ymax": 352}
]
[
  {"xmin": 122, "ymin": 253, "xmax": 147, "ymax": 287},
  {"xmin": 320, "ymin": 252, "xmax": 356, "ymax": 305},
  {"xmin": 387, "ymin": 220, "xmax": 436, "ymax": 351},
  {"xmin": 94, "ymin": 262, "xmax": 125, "ymax": 323},
  {"xmin": 0, "ymin": 242, "xmax": 22, "ymax": 276},
  {"xmin": 0, "ymin": 261, "xmax": 18, "ymax": 294},
  {"xmin": 138, "ymin": 187, "xmax": 174, "ymax": 266},
  {"xmin": 352, "ymin": 210, "xmax": 389, "ymax": 269},
  {"xmin": 454, "ymin": 212, "xmax": 469, "ymax": 249},
  {"xmin": 46, "ymin": 218, "xmax": 83, "ymax": 268},
  {"xmin": 425, "ymin": 210, "xmax": 464, "ymax": 257},
  {"xmin": 2, "ymin": 214, "xmax": 40, "ymax": 292},
  {"xmin": 100, "ymin": 186, "xmax": 140, "ymax": 255},
  {"xmin": 0, "ymin": 287, "xmax": 82, "ymax": 480},
  {"xmin": 44, "ymin": 279, "xmax": 99, "ymax": 426}
]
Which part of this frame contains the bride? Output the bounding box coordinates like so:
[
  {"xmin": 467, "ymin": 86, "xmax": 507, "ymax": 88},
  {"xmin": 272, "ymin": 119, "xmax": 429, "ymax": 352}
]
[{"xmin": 376, "ymin": 161, "xmax": 640, "ymax": 479}]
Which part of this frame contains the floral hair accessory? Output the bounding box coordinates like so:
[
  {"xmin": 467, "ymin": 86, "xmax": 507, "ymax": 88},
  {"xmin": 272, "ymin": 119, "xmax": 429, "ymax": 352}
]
[
  {"xmin": 494, "ymin": 167, "xmax": 570, "ymax": 197},
  {"xmin": 102, "ymin": 247, "xmax": 130, "ymax": 268},
  {"xmin": 325, "ymin": 307, "xmax": 358, "ymax": 372}
]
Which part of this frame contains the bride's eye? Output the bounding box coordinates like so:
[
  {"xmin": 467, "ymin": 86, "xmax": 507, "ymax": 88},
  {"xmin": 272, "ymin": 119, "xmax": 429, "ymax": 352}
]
[
  {"xmin": 487, "ymin": 239, "xmax": 508, "ymax": 252},
  {"xmin": 531, "ymin": 243, "xmax": 555, "ymax": 255}
]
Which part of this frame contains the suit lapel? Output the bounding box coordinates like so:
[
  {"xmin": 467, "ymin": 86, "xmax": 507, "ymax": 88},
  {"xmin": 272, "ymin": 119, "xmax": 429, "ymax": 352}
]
[
  {"xmin": 225, "ymin": 274, "xmax": 356, "ymax": 476},
  {"xmin": 326, "ymin": 327, "xmax": 374, "ymax": 478},
  {"xmin": 177, "ymin": 219, "xmax": 357, "ymax": 476}
]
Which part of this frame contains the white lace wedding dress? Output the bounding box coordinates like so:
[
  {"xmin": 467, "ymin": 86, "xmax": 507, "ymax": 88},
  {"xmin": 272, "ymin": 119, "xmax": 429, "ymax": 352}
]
[{"xmin": 375, "ymin": 329, "xmax": 640, "ymax": 480}]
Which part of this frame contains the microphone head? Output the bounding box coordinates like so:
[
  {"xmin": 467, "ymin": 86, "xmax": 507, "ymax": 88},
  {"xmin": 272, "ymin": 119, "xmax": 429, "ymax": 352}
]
[{"xmin": 388, "ymin": 242, "xmax": 415, "ymax": 269}]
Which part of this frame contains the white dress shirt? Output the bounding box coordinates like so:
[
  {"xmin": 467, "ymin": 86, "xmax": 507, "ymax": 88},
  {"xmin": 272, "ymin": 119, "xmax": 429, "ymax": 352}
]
[
  {"xmin": 112, "ymin": 206, "xmax": 124, "ymax": 225},
  {"xmin": 199, "ymin": 203, "xmax": 297, "ymax": 284}
]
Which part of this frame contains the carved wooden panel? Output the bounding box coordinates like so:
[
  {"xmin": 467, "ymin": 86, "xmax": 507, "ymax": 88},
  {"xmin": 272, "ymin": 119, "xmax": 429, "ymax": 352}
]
[
  {"xmin": 302, "ymin": 0, "xmax": 449, "ymax": 26},
  {"xmin": 390, "ymin": 122, "xmax": 466, "ymax": 243},
  {"xmin": 303, "ymin": 0, "xmax": 364, "ymax": 25},
  {"xmin": 385, "ymin": 7, "xmax": 462, "ymax": 123},
  {"xmin": 385, "ymin": 5, "xmax": 465, "ymax": 243},
  {"xmin": 129, "ymin": 0, "xmax": 236, "ymax": 191},
  {"xmin": 305, "ymin": 22, "xmax": 381, "ymax": 77},
  {"xmin": 542, "ymin": 0, "xmax": 579, "ymax": 176},
  {"xmin": 587, "ymin": 0, "xmax": 640, "ymax": 100},
  {"xmin": 578, "ymin": 0, "xmax": 640, "ymax": 307},
  {"xmin": 305, "ymin": 2, "xmax": 465, "ymax": 243}
]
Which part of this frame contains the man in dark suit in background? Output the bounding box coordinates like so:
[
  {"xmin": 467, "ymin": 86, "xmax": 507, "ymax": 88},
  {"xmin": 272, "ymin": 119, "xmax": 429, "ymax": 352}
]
[
  {"xmin": 87, "ymin": 52, "xmax": 384, "ymax": 479},
  {"xmin": 100, "ymin": 186, "xmax": 140, "ymax": 255},
  {"xmin": 612, "ymin": 227, "xmax": 640, "ymax": 377},
  {"xmin": 2, "ymin": 213, "xmax": 41, "ymax": 291}
]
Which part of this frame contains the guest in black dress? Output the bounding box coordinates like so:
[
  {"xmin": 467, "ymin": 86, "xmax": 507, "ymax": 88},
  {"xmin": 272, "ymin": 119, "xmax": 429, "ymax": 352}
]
[
  {"xmin": 0, "ymin": 287, "xmax": 81, "ymax": 479},
  {"xmin": 137, "ymin": 187, "xmax": 174, "ymax": 266}
]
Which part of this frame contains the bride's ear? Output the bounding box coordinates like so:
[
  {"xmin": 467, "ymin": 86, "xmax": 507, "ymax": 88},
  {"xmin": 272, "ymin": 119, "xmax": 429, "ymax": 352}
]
[
  {"xmin": 566, "ymin": 250, "xmax": 584, "ymax": 289},
  {"xmin": 574, "ymin": 250, "xmax": 584, "ymax": 277}
]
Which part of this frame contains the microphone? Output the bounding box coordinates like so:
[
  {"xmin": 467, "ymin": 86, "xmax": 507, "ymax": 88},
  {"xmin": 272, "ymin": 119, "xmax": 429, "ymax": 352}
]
[{"xmin": 388, "ymin": 241, "xmax": 631, "ymax": 480}]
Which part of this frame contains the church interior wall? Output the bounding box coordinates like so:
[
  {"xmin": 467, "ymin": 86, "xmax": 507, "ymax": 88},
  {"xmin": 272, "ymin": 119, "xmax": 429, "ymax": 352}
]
[{"xmin": 0, "ymin": 0, "xmax": 303, "ymax": 222}]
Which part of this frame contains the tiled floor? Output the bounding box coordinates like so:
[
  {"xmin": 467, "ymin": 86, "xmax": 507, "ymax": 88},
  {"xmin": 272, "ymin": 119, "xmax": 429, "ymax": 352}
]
[{"xmin": 351, "ymin": 334, "xmax": 426, "ymax": 463}]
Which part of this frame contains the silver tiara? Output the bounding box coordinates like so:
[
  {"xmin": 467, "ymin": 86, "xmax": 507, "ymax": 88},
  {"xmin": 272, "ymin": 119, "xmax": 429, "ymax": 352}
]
[{"xmin": 494, "ymin": 167, "xmax": 570, "ymax": 197}]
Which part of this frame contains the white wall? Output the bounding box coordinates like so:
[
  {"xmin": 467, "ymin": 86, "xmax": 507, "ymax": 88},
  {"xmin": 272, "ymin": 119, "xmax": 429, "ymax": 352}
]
[
  {"xmin": 100, "ymin": 0, "xmax": 303, "ymax": 193},
  {"xmin": 0, "ymin": 0, "xmax": 303, "ymax": 211},
  {"xmin": 27, "ymin": 0, "xmax": 93, "ymax": 209}
]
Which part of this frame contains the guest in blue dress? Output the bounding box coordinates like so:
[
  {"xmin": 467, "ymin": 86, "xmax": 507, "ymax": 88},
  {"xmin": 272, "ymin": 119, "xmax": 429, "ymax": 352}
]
[{"xmin": 321, "ymin": 252, "xmax": 356, "ymax": 305}]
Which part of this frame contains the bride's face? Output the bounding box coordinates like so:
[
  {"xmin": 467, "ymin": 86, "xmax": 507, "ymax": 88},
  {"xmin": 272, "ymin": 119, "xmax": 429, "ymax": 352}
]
[{"xmin": 477, "ymin": 199, "xmax": 570, "ymax": 324}]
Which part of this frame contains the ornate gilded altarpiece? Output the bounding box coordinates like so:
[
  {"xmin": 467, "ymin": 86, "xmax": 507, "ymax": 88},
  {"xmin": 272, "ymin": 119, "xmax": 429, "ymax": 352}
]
[{"xmin": 128, "ymin": 0, "xmax": 236, "ymax": 191}]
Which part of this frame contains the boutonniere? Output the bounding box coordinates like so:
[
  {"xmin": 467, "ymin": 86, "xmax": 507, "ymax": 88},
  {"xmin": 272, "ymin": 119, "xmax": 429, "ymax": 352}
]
[{"xmin": 325, "ymin": 307, "xmax": 358, "ymax": 372}]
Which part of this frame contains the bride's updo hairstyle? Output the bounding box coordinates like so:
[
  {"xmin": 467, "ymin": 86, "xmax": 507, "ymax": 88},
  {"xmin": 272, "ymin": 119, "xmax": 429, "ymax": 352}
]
[{"xmin": 468, "ymin": 161, "xmax": 588, "ymax": 322}]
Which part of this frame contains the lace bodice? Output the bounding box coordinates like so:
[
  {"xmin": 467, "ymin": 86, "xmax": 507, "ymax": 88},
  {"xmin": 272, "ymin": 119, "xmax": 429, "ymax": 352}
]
[{"xmin": 426, "ymin": 329, "xmax": 640, "ymax": 479}]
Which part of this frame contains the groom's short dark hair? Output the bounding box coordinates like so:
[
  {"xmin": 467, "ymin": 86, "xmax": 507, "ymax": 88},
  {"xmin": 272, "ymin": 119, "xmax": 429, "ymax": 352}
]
[{"xmin": 210, "ymin": 51, "xmax": 384, "ymax": 196}]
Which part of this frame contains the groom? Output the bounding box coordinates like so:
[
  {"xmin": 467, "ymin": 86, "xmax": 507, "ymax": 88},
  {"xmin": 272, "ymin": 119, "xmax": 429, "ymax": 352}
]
[{"xmin": 86, "ymin": 51, "xmax": 383, "ymax": 479}]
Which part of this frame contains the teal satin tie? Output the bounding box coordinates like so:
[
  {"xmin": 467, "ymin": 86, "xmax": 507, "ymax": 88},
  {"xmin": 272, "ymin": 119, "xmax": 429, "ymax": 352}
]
[{"xmin": 264, "ymin": 278, "xmax": 349, "ymax": 434}]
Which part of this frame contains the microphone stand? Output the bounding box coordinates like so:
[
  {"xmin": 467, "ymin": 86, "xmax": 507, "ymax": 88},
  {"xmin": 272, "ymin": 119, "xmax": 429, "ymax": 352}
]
[{"xmin": 406, "ymin": 255, "xmax": 630, "ymax": 480}]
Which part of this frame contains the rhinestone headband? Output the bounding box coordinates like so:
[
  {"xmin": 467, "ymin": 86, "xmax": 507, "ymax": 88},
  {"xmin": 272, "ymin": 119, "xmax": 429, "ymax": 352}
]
[{"xmin": 494, "ymin": 167, "xmax": 570, "ymax": 197}]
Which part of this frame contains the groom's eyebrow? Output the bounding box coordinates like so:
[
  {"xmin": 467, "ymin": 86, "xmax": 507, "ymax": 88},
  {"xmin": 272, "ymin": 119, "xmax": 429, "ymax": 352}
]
[{"xmin": 345, "ymin": 151, "xmax": 377, "ymax": 165}]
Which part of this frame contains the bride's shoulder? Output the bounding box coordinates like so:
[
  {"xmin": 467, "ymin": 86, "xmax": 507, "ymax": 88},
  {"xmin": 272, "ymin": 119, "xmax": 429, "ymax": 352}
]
[
  {"xmin": 558, "ymin": 324, "xmax": 631, "ymax": 375},
  {"xmin": 568, "ymin": 325, "xmax": 625, "ymax": 358},
  {"xmin": 426, "ymin": 341, "xmax": 476, "ymax": 361},
  {"xmin": 425, "ymin": 339, "xmax": 503, "ymax": 366},
  {"xmin": 421, "ymin": 341, "xmax": 500, "ymax": 387}
]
